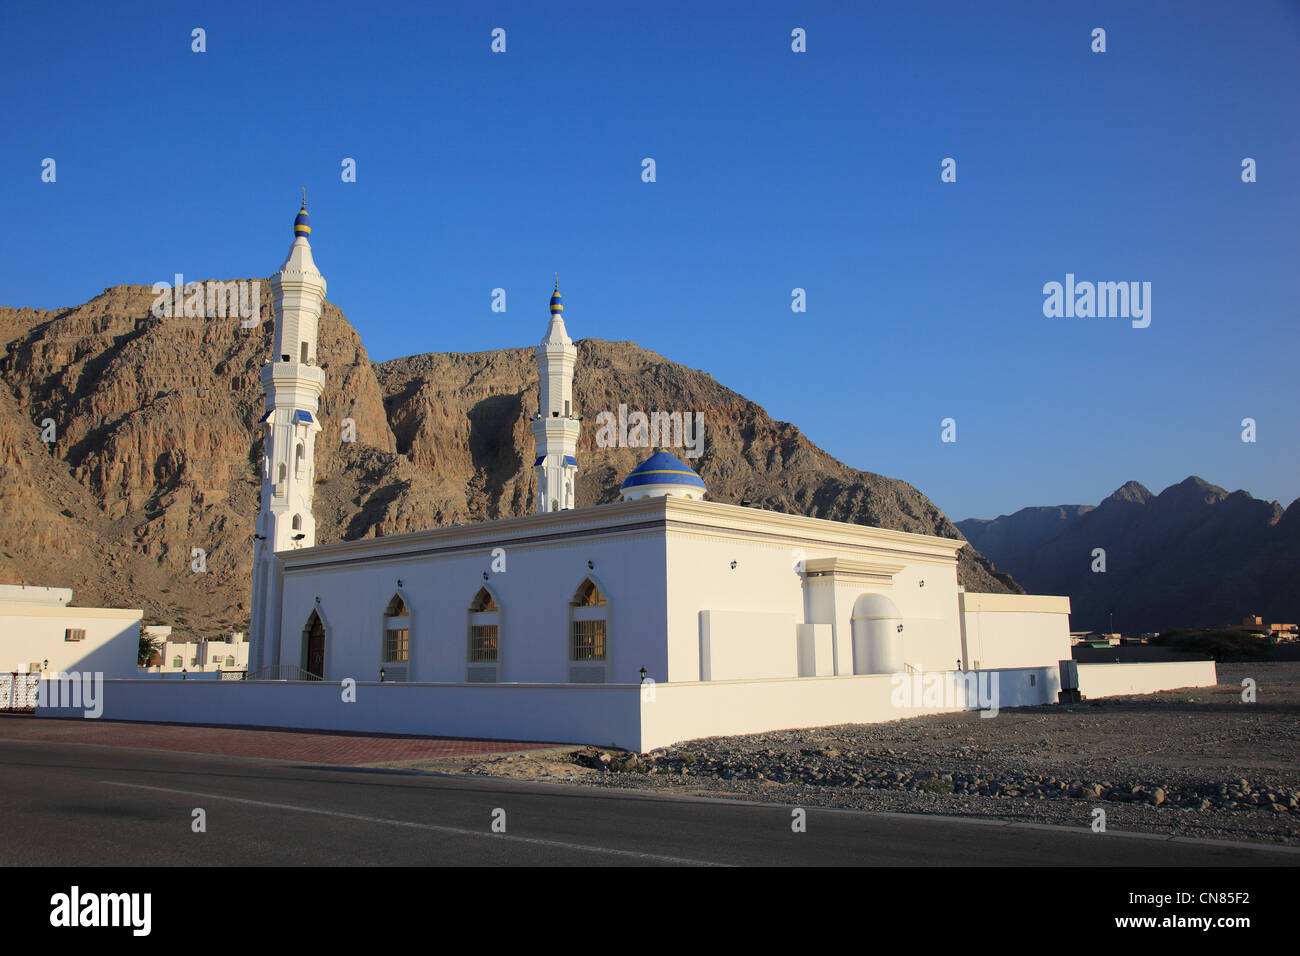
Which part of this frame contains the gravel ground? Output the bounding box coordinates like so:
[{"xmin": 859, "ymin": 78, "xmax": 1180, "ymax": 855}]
[{"xmin": 390, "ymin": 662, "xmax": 1300, "ymax": 846}]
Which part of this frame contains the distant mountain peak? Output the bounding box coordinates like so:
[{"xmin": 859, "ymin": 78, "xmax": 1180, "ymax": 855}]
[
  {"xmin": 1101, "ymin": 480, "xmax": 1152, "ymax": 506},
  {"xmin": 1159, "ymin": 475, "xmax": 1229, "ymax": 504},
  {"xmin": 956, "ymin": 474, "xmax": 1298, "ymax": 631}
]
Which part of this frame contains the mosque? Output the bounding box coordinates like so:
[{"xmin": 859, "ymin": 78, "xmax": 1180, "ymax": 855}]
[
  {"xmin": 41, "ymin": 201, "xmax": 1214, "ymax": 752},
  {"xmin": 246, "ymin": 199, "xmax": 1074, "ymax": 689}
]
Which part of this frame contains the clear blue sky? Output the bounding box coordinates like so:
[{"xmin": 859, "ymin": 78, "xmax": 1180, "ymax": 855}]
[{"xmin": 2, "ymin": 1, "xmax": 1297, "ymax": 520}]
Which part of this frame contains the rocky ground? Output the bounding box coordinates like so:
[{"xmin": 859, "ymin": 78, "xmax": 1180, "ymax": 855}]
[{"xmin": 382, "ymin": 662, "xmax": 1300, "ymax": 847}]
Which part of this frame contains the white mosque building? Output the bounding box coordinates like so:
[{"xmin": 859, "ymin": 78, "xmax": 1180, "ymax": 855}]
[
  {"xmin": 247, "ymin": 202, "xmax": 1065, "ymax": 688},
  {"xmin": 39, "ymin": 203, "xmax": 1217, "ymax": 750}
]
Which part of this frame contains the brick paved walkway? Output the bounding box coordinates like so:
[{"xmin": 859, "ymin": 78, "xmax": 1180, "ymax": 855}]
[{"xmin": 0, "ymin": 714, "xmax": 562, "ymax": 765}]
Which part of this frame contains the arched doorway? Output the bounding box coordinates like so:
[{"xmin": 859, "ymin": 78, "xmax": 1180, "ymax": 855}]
[
  {"xmin": 302, "ymin": 611, "xmax": 326, "ymax": 680},
  {"xmin": 850, "ymin": 593, "xmax": 903, "ymax": 674}
]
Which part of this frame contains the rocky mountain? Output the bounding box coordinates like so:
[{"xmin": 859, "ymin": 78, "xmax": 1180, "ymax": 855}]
[
  {"xmin": 958, "ymin": 478, "xmax": 1300, "ymax": 632},
  {"xmin": 0, "ymin": 282, "xmax": 1016, "ymax": 641},
  {"xmin": 956, "ymin": 503, "xmax": 1095, "ymax": 577}
]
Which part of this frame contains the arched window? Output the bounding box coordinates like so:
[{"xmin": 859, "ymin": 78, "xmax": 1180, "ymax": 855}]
[
  {"xmin": 300, "ymin": 342, "xmax": 309, "ymax": 363},
  {"xmin": 295, "ymin": 442, "xmax": 305, "ymax": 476},
  {"xmin": 382, "ymin": 593, "xmax": 410, "ymax": 680},
  {"xmin": 467, "ymin": 587, "xmax": 500, "ymax": 682},
  {"xmin": 276, "ymin": 462, "xmax": 287, "ymax": 496},
  {"xmin": 551, "ymin": 499, "xmax": 559, "ymax": 512},
  {"xmin": 291, "ymin": 514, "xmax": 302, "ymax": 530},
  {"xmin": 569, "ymin": 578, "xmax": 608, "ymax": 682},
  {"xmin": 225, "ymin": 655, "xmax": 235, "ymax": 668},
  {"xmin": 172, "ymin": 656, "xmax": 182, "ymax": 669}
]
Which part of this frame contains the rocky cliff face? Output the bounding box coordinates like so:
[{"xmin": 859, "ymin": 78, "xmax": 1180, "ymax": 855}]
[
  {"xmin": 958, "ymin": 477, "xmax": 1300, "ymax": 631},
  {"xmin": 0, "ymin": 283, "xmax": 1015, "ymax": 640}
]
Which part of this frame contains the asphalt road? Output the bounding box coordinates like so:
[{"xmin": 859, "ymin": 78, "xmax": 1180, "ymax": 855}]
[{"xmin": 1, "ymin": 739, "xmax": 1296, "ymax": 866}]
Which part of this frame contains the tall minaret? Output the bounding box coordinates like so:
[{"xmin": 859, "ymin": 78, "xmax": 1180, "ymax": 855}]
[
  {"xmin": 532, "ymin": 277, "xmax": 579, "ymax": 512},
  {"xmin": 249, "ymin": 195, "xmax": 327, "ymax": 673}
]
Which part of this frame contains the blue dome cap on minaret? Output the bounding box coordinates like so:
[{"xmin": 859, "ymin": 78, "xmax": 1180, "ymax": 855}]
[
  {"xmin": 550, "ymin": 273, "xmax": 563, "ymax": 314},
  {"xmin": 294, "ymin": 192, "xmax": 311, "ymax": 239},
  {"xmin": 620, "ymin": 450, "xmax": 707, "ymax": 491}
]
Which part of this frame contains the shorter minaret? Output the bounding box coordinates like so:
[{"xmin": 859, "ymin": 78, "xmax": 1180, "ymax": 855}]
[
  {"xmin": 532, "ymin": 276, "xmax": 579, "ymax": 512},
  {"xmin": 249, "ymin": 195, "xmax": 328, "ymax": 673}
]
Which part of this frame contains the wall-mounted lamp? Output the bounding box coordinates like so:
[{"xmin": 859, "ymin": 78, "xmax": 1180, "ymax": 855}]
[
  {"xmin": 896, "ymin": 624, "xmax": 904, "ymax": 633},
  {"xmin": 587, "ymin": 560, "xmax": 594, "ymax": 570},
  {"xmin": 253, "ymin": 533, "xmax": 266, "ymax": 541},
  {"xmin": 397, "ymin": 579, "xmax": 403, "ymax": 588},
  {"xmin": 315, "ymin": 596, "xmax": 321, "ymax": 604},
  {"xmin": 730, "ymin": 561, "xmax": 737, "ymax": 570},
  {"xmin": 919, "ymin": 580, "xmax": 925, "ymax": 588},
  {"xmin": 379, "ymin": 667, "xmax": 386, "ymax": 682},
  {"xmin": 639, "ymin": 667, "xmax": 647, "ymax": 683},
  {"xmin": 482, "ymin": 571, "xmax": 489, "ymax": 581}
]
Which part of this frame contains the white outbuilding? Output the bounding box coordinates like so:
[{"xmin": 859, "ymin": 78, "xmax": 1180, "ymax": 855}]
[{"xmin": 0, "ymin": 585, "xmax": 141, "ymax": 679}]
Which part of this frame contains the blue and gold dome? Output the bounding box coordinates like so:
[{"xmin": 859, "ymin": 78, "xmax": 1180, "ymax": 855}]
[
  {"xmin": 620, "ymin": 450, "xmax": 707, "ymax": 494},
  {"xmin": 294, "ymin": 200, "xmax": 311, "ymax": 240},
  {"xmin": 550, "ymin": 288, "xmax": 563, "ymax": 315}
]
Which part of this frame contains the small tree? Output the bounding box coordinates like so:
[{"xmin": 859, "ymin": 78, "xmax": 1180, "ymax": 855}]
[{"xmin": 138, "ymin": 633, "xmax": 163, "ymax": 667}]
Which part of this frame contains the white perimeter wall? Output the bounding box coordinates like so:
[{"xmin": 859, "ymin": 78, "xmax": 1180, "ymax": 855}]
[
  {"xmin": 37, "ymin": 660, "xmax": 1219, "ymax": 751},
  {"xmin": 1078, "ymin": 660, "xmax": 1217, "ymax": 698},
  {"xmin": 278, "ymin": 530, "xmax": 667, "ymax": 685},
  {"xmin": 1, "ymin": 606, "xmax": 141, "ymax": 679},
  {"xmin": 639, "ymin": 668, "xmax": 1061, "ymax": 751},
  {"xmin": 959, "ymin": 593, "xmax": 1072, "ymax": 670},
  {"xmin": 39, "ymin": 680, "xmax": 643, "ymax": 750}
]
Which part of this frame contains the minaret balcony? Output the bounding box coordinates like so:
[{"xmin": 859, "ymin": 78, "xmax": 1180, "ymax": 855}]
[{"xmin": 260, "ymin": 361, "xmax": 326, "ymax": 392}]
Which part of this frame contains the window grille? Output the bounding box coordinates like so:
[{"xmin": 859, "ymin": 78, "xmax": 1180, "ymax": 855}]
[
  {"xmin": 384, "ymin": 628, "xmax": 409, "ymax": 663},
  {"xmin": 470, "ymin": 625, "xmax": 498, "ymax": 662},
  {"xmin": 571, "ymin": 619, "xmax": 607, "ymax": 661}
]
